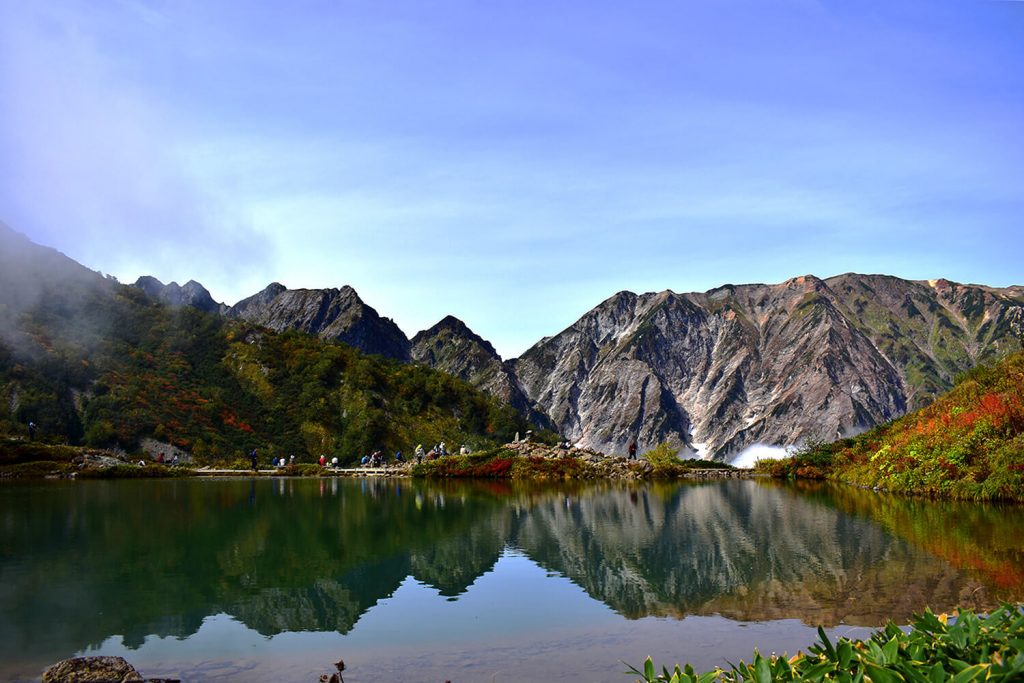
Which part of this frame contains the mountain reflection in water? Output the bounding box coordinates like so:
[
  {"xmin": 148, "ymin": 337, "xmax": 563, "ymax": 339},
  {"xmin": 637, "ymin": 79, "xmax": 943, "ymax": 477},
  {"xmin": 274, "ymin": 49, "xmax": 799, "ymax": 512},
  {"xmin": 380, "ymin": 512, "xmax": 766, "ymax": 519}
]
[{"xmin": 1, "ymin": 478, "xmax": 1021, "ymax": 678}]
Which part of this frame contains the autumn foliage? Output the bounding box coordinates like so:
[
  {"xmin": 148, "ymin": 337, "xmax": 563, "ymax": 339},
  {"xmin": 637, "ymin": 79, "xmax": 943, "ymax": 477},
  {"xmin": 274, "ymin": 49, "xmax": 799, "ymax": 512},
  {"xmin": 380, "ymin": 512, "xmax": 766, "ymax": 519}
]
[{"xmin": 759, "ymin": 351, "xmax": 1024, "ymax": 501}]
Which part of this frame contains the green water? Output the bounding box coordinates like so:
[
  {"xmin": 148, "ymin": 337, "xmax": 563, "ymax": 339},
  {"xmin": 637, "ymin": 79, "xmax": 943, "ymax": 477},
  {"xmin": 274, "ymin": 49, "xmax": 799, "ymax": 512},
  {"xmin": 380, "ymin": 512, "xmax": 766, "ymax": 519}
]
[{"xmin": 1, "ymin": 478, "xmax": 1022, "ymax": 681}]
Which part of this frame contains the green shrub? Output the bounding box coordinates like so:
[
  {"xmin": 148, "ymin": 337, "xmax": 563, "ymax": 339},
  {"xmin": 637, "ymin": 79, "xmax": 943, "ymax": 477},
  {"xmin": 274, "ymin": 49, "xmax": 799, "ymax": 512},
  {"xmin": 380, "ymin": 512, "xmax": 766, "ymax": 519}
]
[
  {"xmin": 628, "ymin": 604, "xmax": 1024, "ymax": 682},
  {"xmin": 643, "ymin": 443, "xmax": 736, "ymax": 477}
]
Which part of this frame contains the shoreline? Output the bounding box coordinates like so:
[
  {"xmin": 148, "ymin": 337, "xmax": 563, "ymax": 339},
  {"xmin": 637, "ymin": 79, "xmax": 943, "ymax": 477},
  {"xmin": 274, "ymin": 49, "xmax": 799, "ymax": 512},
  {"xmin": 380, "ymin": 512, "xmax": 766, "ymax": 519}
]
[{"xmin": 2, "ymin": 438, "xmax": 758, "ymax": 482}]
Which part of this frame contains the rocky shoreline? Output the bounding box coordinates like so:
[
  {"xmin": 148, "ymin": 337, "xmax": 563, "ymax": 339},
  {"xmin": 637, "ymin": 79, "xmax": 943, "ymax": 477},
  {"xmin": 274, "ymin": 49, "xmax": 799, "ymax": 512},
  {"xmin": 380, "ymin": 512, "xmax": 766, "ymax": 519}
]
[
  {"xmin": 404, "ymin": 440, "xmax": 751, "ymax": 480},
  {"xmin": 2, "ymin": 438, "xmax": 752, "ymax": 481}
]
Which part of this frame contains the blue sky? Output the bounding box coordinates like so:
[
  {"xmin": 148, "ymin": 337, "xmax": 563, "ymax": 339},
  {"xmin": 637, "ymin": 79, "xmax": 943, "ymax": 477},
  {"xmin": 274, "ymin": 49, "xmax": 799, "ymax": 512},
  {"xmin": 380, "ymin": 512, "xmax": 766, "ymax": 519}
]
[{"xmin": 1, "ymin": 0, "xmax": 1022, "ymax": 358}]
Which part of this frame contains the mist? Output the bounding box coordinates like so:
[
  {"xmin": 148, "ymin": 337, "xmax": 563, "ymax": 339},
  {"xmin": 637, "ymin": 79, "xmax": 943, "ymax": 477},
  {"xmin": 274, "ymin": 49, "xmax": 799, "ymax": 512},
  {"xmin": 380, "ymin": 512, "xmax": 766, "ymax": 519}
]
[
  {"xmin": 0, "ymin": 3, "xmax": 272, "ymax": 297},
  {"xmin": 730, "ymin": 443, "xmax": 793, "ymax": 469}
]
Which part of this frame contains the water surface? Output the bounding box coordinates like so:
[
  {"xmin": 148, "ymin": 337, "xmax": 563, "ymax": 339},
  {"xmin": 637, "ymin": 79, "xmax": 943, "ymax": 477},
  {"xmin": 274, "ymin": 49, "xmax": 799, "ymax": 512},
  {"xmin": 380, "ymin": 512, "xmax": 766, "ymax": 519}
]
[{"xmin": 1, "ymin": 478, "xmax": 1021, "ymax": 681}]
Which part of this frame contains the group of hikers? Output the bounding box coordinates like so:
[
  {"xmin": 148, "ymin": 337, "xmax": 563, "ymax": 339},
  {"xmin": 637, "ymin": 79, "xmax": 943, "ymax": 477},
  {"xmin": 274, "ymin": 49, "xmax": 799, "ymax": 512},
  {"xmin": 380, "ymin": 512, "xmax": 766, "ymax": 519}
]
[
  {"xmin": 412, "ymin": 442, "xmax": 471, "ymax": 463},
  {"xmin": 245, "ymin": 447, "xmax": 418, "ymax": 471},
  {"xmin": 155, "ymin": 452, "xmax": 181, "ymax": 466},
  {"xmin": 359, "ymin": 450, "xmax": 392, "ymax": 467},
  {"xmin": 241, "ymin": 435, "xmax": 643, "ymax": 473}
]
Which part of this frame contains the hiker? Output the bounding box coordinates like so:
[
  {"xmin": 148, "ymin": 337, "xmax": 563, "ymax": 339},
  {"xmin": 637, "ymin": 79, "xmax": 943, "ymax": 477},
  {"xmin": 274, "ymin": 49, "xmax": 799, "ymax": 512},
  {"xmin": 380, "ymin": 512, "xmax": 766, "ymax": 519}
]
[
  {"xmin": 157, "ymin": 452, "xmax": 165, "ymax": 464},
  {"xmin": 250, "ymin": 448, "xmax": 258, "ymax": 472},
  {"xmin": 415, "ymin": 444, "xmax": 425, "ymax": 464},
  {"xmin": 319, "ymin": 454, "xmax": 327, "ymax": 467},
  {"xmin": 628, "ymin": 441, "xmax": 637, "ymax": 460},
  {"xmin": 395, "ymin": 451, "xmax": 403, "ymax": 463},
  {"xmin": 460, "ymin": 444, "xmax": 469, "ymax": 455},
  {"xmin": 331, "ymin": 456, "xmax": 339, "ymax": 468},
  {"xmin": 289, "ymin": 455, "xmax": 295, "ymax": 465},
  {"xmin": 27, "ymin": 422, "xmax": 36, "ymax": 442}
]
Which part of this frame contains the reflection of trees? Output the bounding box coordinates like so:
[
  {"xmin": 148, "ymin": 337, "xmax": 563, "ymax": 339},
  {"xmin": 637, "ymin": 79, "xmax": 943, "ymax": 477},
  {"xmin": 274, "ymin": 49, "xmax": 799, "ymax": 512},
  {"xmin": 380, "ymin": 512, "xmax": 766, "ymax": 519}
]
[
  {"xmin": 1, "ymin": 477, "xmax": 1022, "ymax": 673},
  {"xmin": 790, "ymin": 481, "xmax": 1024, "ymax": 600},
  {"xmin": 0, "ymin": 478, "xmax": 512, "ymax": 668}
]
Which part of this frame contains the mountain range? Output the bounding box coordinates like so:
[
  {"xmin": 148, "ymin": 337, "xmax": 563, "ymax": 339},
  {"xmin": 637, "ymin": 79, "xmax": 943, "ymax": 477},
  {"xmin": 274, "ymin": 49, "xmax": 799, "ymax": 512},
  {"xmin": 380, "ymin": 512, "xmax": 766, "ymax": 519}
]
[
  {"xmin": 3, "ymin": 222, "xmax": 1022, "ymax": 461},
  {"xmin": 136, "ymin": 268, "xmax": 1024, "ymax": 461},
  {"xmin": 0, "ymin": 223, "xmax": 530, "ymax": 459}
]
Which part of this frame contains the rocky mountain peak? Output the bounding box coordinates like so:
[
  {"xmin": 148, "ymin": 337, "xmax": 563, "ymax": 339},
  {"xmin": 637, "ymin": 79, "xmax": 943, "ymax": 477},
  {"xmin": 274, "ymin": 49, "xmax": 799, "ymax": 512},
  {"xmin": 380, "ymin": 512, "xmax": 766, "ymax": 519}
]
[
  {"xmin": 231, "ymin": 282, "xmax": 288, "ymax": 315},
  {"xmin": 133, "ymin": 276, "xmax": 224, "ymax": 314},
  {"xmin": 411, "ymin": 316, "xmax": 551, "ymax": 429},
  {"xmin": 414, "ymin": 315, "xmax": 499, "ymax": 358},
  {"xmin": 227, "ymin": 283, "xmax": 410, "ymax": 361},
  {"xmin": 514, "ymin": 273, "xmax": 1024, "ymax": 460}
]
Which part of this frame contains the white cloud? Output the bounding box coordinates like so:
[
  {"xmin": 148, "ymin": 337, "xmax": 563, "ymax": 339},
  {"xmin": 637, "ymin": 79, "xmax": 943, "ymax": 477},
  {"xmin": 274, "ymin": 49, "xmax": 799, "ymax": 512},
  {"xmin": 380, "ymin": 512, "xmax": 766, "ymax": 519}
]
[{"xmin": 0, "ymin": 3, "xmax": 270, "ymax": 293}]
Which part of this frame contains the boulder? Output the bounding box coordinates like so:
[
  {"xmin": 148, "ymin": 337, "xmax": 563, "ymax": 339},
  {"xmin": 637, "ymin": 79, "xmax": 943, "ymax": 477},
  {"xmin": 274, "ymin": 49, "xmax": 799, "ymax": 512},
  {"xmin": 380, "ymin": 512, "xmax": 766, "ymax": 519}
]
[{"xmin": 42, "ymin": 656, "xmax": 143, "ymax": 683}]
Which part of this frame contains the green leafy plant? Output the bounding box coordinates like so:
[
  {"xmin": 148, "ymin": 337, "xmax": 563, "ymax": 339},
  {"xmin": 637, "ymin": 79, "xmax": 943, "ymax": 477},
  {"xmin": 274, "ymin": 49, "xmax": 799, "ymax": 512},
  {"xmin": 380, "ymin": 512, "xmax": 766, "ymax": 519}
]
[{"xmin": 627, "ymin": 604, "xmax": 1024, "ymax": 682}]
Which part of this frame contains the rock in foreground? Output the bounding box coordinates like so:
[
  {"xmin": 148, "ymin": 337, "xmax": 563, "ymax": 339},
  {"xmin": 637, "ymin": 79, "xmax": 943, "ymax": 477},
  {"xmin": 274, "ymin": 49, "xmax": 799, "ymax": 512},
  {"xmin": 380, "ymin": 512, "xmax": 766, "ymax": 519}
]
[{"xmin": 41, "ymin": 656, "xmax": 179, "ymax": 683}]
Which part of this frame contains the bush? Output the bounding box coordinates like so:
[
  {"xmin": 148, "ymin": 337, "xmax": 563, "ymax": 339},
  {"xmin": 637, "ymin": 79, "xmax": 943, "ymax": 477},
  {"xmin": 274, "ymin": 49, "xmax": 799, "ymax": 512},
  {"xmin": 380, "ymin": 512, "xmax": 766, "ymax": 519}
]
[
  {"xmin": 643, "ymin": 443, "xmax": 736, "ymax": 477},
  {"xmin": 628, "ymin": 604, "xmax": 1024, "ymax": 682},
  {"xmin": 412, "ymin": 448, "xmax": 517, "ymax": 478}
]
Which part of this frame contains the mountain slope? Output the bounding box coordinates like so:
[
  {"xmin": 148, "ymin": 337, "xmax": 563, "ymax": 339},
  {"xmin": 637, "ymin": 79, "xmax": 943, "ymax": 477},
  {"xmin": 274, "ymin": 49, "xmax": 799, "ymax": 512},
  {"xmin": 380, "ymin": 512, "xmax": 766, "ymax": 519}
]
[
  {"xmin": 0, "ymin": 229, "xmax": 530, "ymax": 459},
  {"xmin": 763, "ymin": 350, "xmax": 1024, "ymax": 501},
  {"xmin": 514, "ymin": 275, "xmax": 1024, "ymax": 459},
  {"xmin": 411, "ymin": 316, "xmax": 552, "ymax": 428}
]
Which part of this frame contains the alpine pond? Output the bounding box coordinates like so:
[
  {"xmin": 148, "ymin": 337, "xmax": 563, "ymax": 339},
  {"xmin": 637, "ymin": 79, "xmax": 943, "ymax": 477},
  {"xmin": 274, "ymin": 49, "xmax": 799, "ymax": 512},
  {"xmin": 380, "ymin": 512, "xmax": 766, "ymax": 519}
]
[{"xmin": 2, "ymin": 478, "xmax": 1022, "ymax": 682}]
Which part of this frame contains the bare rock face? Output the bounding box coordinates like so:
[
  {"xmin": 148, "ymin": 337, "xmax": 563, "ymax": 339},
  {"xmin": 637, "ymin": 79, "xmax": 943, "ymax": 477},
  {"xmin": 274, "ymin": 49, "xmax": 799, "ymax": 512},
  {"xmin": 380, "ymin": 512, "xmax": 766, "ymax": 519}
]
[
  {"xmin": 133, "ymin": 276, "xmax": 226, "ymax": 315},
  {"xmin": 513, "ymin": 274, "xmax": 1024, "ymax": 461},
  {"xmin": 41, "ymin": 656, "xmax": 143, "ymax": 683},
  {"xmin": 228, "ymin": 283, "xmax": 411, "ymax": 361},
  {"xmin": 411, "ymin": 316, "xmax": 552, "ymax": 427}
]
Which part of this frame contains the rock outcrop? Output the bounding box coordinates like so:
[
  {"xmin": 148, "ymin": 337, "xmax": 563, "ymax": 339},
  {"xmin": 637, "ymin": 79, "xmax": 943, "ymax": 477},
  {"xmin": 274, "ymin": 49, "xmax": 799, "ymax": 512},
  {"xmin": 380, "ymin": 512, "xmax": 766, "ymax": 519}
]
[
  {"xmin": 513, "ymin": 274, "xmax": 1024, "ymax": 460},
  {"xmin": 227, "ymin": 283, "xmax": 411, "ymax": 361}
]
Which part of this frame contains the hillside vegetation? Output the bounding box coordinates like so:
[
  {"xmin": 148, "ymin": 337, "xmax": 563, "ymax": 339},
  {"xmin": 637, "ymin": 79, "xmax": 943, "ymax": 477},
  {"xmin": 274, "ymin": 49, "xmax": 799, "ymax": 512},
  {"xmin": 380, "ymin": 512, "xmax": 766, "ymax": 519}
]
[
  {"xmin": 760, "ymin": 351, "xmax": 1024, "ymax": 501},
  {"xmin": 0, "ymin": 283, "xmax": 531, "ymax": 464}
]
